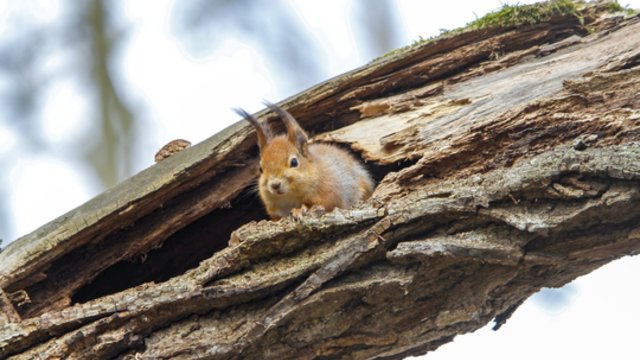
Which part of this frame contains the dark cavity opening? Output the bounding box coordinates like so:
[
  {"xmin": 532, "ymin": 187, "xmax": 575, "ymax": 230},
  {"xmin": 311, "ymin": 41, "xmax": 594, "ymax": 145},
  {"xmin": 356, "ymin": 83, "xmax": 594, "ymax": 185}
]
[{"xmin": 72, "ymin": 186, "xmax": 266, "ymax": 304}]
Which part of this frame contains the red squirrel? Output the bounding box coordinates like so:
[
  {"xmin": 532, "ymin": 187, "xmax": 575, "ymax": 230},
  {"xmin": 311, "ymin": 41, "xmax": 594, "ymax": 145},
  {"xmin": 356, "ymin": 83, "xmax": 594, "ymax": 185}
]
[{"xmin": 235, "ymin": 103, "xmax": 374, "ymax": 220}]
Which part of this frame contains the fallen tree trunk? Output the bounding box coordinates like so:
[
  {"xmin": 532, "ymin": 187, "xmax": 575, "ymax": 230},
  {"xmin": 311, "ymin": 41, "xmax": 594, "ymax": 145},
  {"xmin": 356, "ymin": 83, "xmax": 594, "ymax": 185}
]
[{"xmin": 1, "ymin": 2, "xmax": 640, "ymax": 359}]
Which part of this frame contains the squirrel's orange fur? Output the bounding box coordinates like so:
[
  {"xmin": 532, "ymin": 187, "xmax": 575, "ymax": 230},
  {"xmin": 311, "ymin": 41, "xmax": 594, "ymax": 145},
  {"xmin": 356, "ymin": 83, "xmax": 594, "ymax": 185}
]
[{"xmin": 235, "ymin": 103, "xmax": 374, "ymax": 220}]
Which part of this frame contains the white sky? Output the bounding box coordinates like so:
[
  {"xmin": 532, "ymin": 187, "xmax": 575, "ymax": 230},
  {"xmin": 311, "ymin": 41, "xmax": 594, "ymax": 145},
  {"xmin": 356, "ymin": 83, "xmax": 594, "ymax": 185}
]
[{"xmin": 1, "ymin": 1, "xmax": 639, "ymax": 359}]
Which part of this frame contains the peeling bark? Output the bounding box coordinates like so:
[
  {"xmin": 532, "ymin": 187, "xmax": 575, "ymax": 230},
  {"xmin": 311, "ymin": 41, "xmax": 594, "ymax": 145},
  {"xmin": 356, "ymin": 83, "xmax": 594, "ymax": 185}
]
[{"xmin": 1, "ymin": 4, "xmax": 640, "ymax": 359}]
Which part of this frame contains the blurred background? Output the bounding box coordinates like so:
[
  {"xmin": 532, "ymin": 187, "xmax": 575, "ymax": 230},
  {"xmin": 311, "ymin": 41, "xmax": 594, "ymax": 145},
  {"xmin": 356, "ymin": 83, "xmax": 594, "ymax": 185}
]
[{"xmin": 0, "ymin": 0, "xmax": 638, "ymax": 359}]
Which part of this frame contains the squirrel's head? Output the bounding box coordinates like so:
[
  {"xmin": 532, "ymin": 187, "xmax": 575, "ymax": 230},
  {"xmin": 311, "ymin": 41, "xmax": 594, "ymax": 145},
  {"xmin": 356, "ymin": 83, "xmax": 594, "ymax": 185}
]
[{"xmin": 235, "ymin": 103, "xmax": 313, "ymax": 199}]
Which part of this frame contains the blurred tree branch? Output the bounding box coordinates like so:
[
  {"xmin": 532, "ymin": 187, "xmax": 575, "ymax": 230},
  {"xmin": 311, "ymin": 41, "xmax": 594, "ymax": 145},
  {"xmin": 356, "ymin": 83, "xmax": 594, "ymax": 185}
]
[
  {"xmin": 0, "ymin": 0, "xmax": 137, "ymax": 189},
  {"xmin": 85, "ymin": 0, "xmax": 134, "ymax": 187}
]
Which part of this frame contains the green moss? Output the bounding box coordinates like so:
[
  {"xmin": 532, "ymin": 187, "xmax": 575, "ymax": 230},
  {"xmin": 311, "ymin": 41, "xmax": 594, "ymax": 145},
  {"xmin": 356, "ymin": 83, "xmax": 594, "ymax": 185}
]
[
  {"xmin": 373, "ymin": 1, "xmax": 636, "ymax": 63},
  {"xmin": 467, "ymin": 0, "xmax": 580, "ymax": 29}
]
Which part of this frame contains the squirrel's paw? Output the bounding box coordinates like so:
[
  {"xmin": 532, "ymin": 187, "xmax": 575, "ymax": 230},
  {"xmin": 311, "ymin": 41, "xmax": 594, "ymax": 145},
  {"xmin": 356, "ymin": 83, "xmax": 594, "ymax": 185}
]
[
  {"xmin": 290, "ymin": 204, "xmax": 326, "ymax": 222},
  {"xmin": 290, "ymin": 205, "xmax": 309, "ymax": 221}
]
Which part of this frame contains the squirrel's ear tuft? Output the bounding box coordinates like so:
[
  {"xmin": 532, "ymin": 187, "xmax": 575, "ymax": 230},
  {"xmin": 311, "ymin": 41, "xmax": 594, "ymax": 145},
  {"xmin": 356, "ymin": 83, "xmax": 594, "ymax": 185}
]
[
  {"xmin": 234, "ymin": 108, "xmax": 271, "ymax": 150},
  {"xmin": 263, "ymin": 101, "xmax": 309, "ymax": 154}
]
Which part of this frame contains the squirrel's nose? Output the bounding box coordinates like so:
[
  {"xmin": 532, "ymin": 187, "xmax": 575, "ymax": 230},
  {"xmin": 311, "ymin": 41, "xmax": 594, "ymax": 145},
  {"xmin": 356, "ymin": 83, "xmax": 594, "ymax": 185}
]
[{"xmin": 270, "ymin": 181, "xmax": 282, "ymax": 192}]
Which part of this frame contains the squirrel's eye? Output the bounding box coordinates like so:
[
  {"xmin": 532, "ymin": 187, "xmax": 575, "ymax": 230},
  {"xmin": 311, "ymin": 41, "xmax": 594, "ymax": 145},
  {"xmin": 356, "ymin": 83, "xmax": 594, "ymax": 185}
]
[
  {"xmin": 259, "ymin": 165, "xmax": 263, "ymax": 173},
  {"xmin": 290, "ymin": 157, "xmax": 299, "ymax": 168}
]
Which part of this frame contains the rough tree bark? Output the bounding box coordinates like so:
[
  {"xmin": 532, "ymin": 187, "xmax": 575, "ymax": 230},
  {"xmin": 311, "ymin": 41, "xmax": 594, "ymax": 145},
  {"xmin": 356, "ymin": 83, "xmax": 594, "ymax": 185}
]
[{"xmin": 1, "ymin": 2, "xmax": 640, "ymax": 359}]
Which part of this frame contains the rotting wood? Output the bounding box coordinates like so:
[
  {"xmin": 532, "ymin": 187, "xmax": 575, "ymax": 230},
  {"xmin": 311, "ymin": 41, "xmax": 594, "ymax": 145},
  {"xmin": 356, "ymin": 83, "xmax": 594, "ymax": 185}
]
[
  {"xmin": 0, "ymin": 289, "xmax": 20, "ymax": 324},
  {"xmin": 1, "ymin": 2, "xmax": 639, "ymax": 359},
  {"xmin": 16, "ymin": 161, "xmax": 259, "ymax": 318}
]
